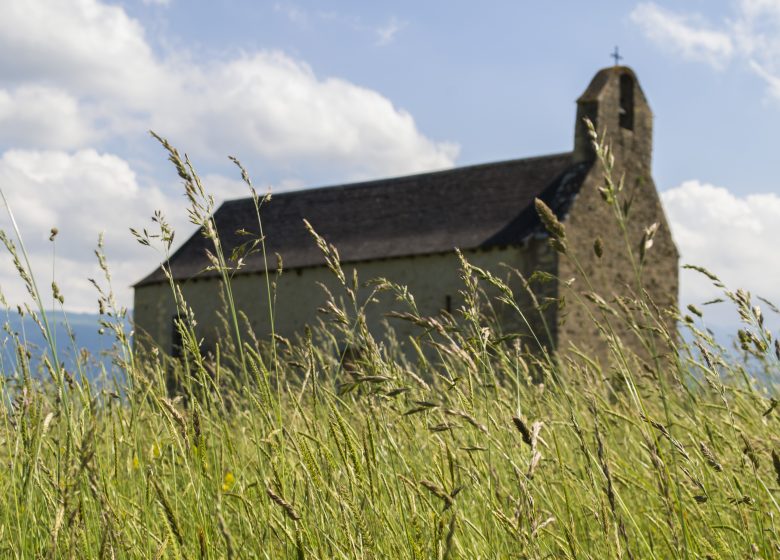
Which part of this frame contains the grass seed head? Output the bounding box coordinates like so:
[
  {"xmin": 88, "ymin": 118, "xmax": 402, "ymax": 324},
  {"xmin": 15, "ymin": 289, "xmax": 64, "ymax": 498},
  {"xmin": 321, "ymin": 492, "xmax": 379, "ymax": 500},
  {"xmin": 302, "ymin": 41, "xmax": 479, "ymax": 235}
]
[
  {"xmin": 772, "ymin": 450, "xmax": 780, "ymax": 486},
  {"xmin": 512, "ymin": 416, "xmax": 533, "ymax": 446},
  {"xmin": 266, "ymin": 485, "xmax": 301, "ymax": 521},
  {"xmin": 699, "ymin": 441, "xmax": 723, "ymax": 472}
]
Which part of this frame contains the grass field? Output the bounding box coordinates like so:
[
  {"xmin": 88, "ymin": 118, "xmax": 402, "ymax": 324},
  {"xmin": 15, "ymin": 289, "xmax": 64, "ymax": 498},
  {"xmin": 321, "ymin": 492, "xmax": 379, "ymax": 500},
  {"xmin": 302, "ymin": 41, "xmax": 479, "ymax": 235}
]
[{"xmin": 1, "ymin": 130, "xmax": 779, "ymax": 559}]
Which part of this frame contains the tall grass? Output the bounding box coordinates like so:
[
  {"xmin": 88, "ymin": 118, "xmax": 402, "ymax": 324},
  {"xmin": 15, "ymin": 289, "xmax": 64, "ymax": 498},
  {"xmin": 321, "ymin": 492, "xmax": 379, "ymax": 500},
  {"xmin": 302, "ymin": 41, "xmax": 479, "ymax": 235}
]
[{"xmin": 0, "ymin": 128, "xmax": 779, "ymax": 559}]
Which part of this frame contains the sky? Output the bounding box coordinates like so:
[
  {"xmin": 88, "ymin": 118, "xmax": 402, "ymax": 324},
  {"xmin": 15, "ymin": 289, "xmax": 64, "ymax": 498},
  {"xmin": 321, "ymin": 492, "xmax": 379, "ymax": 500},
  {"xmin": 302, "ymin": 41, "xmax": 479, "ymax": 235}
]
[{"xmin": 0, "ymin": 0, "xmax": 778, "ymax": 330}]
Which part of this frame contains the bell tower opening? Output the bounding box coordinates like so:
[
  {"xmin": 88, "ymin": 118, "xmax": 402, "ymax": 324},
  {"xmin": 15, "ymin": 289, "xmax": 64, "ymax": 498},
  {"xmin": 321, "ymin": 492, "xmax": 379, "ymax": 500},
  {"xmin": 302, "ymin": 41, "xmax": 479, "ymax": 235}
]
[{"xmin": 619, "ymin": 73, "xmax": 634, "ymax": 131}]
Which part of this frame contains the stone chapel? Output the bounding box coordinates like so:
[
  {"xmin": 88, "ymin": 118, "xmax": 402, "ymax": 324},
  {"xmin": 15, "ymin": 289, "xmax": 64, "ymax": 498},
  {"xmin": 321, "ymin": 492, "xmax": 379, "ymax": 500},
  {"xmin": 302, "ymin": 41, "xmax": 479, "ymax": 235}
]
[{"xmin": 133, "ymin": 66, "xmax": 679, "ymax": 361}]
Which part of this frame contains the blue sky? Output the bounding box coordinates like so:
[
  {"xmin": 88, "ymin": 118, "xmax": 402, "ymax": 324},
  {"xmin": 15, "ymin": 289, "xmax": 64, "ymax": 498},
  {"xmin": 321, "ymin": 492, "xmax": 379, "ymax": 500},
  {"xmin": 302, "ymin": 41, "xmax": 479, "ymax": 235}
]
[{"xmin": 0, "ymin": 0, "xmax": 778, "ymax": 329}]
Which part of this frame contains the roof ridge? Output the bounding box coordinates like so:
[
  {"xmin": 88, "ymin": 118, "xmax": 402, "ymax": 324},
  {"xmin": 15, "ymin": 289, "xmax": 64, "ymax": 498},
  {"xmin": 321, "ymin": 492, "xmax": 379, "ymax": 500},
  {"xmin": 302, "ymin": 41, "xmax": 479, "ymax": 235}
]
[
  {"xmin": 219, "ymin": 151, "xmax": 574, "ymax": 207},
  {"xmin": 135, "ymin": 151, "xmax": 585, "ymax": 287}
]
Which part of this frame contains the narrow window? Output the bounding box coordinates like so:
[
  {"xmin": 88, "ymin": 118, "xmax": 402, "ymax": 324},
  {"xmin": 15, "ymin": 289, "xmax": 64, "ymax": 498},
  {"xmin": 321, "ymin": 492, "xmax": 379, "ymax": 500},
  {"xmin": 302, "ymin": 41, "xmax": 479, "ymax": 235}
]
[
  {"xmin": 445, "ymin": 295, "xmax": 452, "ymax": 314},
  {"xmin": 619, "ymin": 73, "xmax": 634, "ymax": 130},
  {"xmin": 581, "ymin": 101, "xmax": 598, "ymax": 131},
  {"xmin": 171, "ymin": 315, "xmax": 183, "ymax": 358}
]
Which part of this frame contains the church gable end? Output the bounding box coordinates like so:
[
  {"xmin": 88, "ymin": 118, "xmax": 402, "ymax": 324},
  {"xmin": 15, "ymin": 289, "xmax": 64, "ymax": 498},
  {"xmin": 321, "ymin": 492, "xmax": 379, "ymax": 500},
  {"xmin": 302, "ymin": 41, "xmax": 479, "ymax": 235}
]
[{"xmin": 560, "ymin": 66, "xmax": 678, "ymax": 360}]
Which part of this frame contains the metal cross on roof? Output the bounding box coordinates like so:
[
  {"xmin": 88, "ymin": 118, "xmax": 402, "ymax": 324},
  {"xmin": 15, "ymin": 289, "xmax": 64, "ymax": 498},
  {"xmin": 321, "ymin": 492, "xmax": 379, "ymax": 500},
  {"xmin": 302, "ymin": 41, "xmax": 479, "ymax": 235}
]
[{"xmin": 611, "ymin": 46, "xmax": 623, "ymax": 66}]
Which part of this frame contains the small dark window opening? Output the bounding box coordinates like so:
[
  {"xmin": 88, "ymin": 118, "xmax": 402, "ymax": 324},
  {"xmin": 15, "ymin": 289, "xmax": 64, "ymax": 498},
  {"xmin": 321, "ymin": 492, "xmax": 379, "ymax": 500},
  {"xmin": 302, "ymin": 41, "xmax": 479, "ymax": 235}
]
[
  {"xmin": 171, "ymin": 315, "xmax": 183, "ymax": 358},
  {"xmin": 580, "ymin": 101, "xmax": 598, "ymax": 132},
  {"xmin": 619, "ymin": 74, "xmax": 634, "ymax": 130},
  {"xmin": 445, "ymin": 295, "xmax": 452, "ymax": 314}
]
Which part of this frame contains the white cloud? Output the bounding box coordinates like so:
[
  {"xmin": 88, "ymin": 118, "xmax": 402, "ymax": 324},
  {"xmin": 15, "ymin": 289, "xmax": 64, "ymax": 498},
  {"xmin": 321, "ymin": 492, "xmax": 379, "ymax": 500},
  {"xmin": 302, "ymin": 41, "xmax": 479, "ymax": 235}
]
[
  {"xmin": 0, "ymin": 0, "xmax": 167, "ymax": 109},
  {"xmin": 736, "ymin": 0, "xmax": 780, "ymax": 34},
  {"xmin": 662, "ymin": 180, "xmax": 780, "ymax": 326},
  {"xmin": 0, "ymin": 149, "xmax": 182, "ymax": 312},
  {"xmin": 632, "ymin": 0, "xmax": 780, "ymax": 101},
  {"xmin": 375, "ymin": 17, "xmax": 407, "ymax": 46},
  {"xmin": 630, "ymin": 3, "xmax": 734, "ymax": 68},
  {"xmin": 748, "ymin": 59, "xmax": 780, "ymax": 99},
  {"xmin": 0, "ymin": 0, "xmax": 454, "ymax": 178},
  {"xmin": 0, "ymin": 86, "xmax": 98, "ymax": 150},
  {"xmin": 314, "ymin": 10, "xmax": 408, "ymax": 49},
  {"xmin": 151, "ymin": 52, "xmax": 457, "ymax": 177},
  {"xmin": 274, "ymin": 2, "xmax": 308, "ymax": 26}
]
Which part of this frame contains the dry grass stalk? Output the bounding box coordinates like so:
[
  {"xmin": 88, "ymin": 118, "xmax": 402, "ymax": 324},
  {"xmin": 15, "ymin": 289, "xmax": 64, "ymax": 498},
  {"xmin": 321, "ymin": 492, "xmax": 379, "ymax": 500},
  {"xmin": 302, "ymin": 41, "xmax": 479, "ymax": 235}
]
[{"xmin": 266, "ymin": 485, "xmax": 302, "ymax": 521}]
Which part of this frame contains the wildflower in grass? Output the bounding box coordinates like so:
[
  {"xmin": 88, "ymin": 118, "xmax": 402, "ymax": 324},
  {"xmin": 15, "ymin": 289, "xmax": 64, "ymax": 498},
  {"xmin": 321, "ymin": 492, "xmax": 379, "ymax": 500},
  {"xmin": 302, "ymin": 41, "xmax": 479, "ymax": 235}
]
[
  {"xmin": 132, "ymin": 455, "xmax": 140, "ymax": 470},
  {"xmin": 222, "ymin": 471, "xmax": 235, "ymax": 492}
]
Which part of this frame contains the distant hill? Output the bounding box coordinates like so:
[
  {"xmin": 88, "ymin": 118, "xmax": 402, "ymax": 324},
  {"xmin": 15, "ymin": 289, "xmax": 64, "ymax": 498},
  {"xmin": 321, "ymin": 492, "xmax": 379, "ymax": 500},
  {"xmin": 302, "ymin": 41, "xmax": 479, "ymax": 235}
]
[
  {"xmin": 0, "ymin": 307, "xmax": 755, "ymax": 385},
  {"xmin": 0, "ymin": 310, "xmax": 130, "ymax": 382}
]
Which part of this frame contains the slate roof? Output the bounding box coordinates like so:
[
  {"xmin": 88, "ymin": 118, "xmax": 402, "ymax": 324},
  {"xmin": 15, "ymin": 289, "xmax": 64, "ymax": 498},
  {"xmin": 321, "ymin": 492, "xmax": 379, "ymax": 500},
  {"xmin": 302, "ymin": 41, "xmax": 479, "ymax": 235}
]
[{"xmin": 135, "ymin": 152, "xmax": 591, "ymax": 287}]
